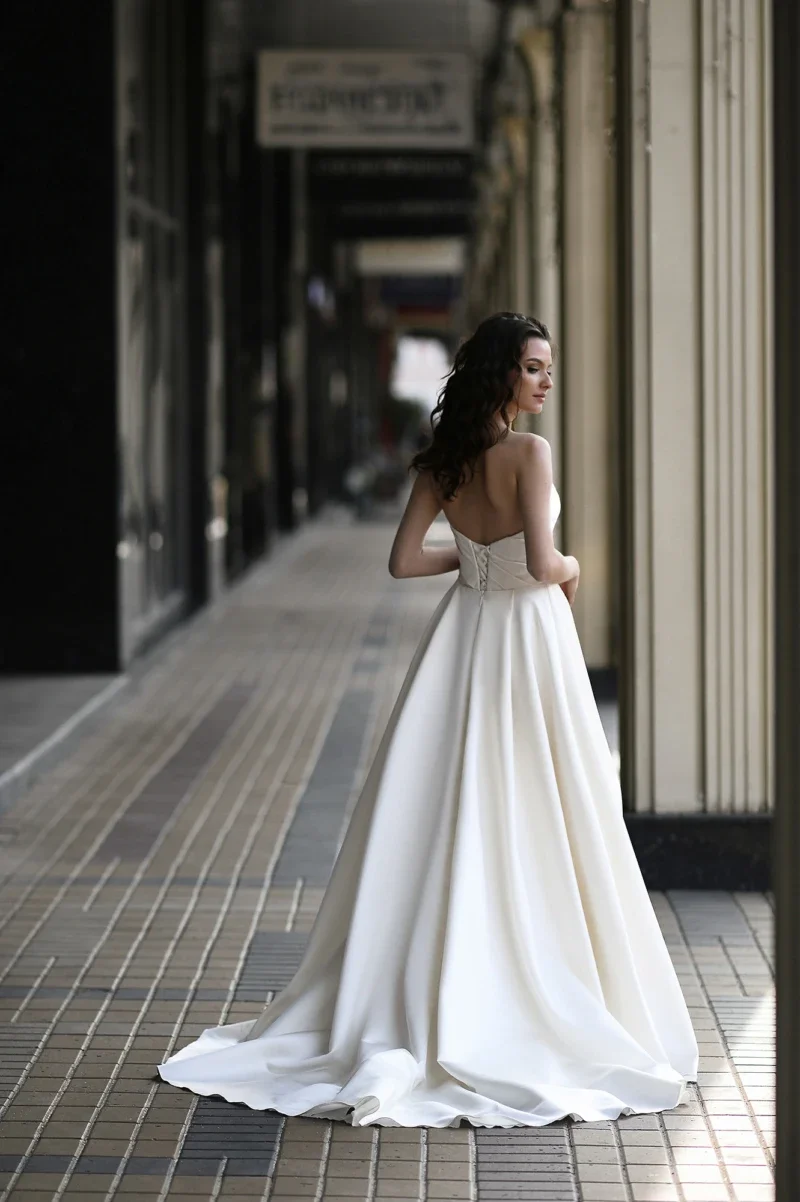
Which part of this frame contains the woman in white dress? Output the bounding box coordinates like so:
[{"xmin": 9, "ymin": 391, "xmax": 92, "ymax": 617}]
[{"xmin": 158, "ymin": 312, "xmax": 699, "ymax": 1128}]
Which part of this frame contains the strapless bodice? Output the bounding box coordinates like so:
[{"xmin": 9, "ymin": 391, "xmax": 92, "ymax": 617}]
[{"xmin": 449, "ymin": 485, "xmax": 561, "ymax": 595}]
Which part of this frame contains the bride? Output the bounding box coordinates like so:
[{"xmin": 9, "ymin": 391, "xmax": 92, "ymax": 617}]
[{"xmin": 158, "ymin": 312, "xmax": 699, "ymax": 1128}]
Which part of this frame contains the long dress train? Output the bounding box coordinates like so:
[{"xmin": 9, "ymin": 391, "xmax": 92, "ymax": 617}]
[{"xmin": 157, "ymin": 485, "xmax": 699, "ymax": 1127}]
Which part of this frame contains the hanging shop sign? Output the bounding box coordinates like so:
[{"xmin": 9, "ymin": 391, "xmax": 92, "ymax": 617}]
[
  {"xmin": 307, "ymin": 152, "xmax": 475, "ymax": 201},
  {"xmin": 256, "ymin": 51, "xmax": 474, "ymax": 150},
  {"xmin": 325, "ymin": 197, "xmax": 473, "ymax": 239}
]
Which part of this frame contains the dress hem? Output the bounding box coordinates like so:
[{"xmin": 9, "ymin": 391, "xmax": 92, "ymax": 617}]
[{"xmin": 155, "ymin": 1064, "xmax": 698, "ymax": 1129}]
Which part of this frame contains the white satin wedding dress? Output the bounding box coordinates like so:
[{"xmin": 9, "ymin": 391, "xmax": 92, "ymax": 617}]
[{"xmin": 158, "ymin": 484, "xmax": 699, "ymax": 1128}]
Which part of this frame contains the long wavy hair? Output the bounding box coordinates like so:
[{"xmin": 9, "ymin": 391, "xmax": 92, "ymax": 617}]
[{"xmin": 409, "ymin": 311, "xmax": 552, "ymax": 501}]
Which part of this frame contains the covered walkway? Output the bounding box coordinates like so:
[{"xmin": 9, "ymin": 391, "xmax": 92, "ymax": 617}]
[{"xmin": 0, "ymin": 512, "xmax": 775, "ymax": 1202}]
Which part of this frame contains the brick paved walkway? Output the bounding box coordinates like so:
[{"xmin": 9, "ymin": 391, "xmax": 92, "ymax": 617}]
[{"xmin": 0, "ymin": 515, "xmax": 775, "ymax": 1201}]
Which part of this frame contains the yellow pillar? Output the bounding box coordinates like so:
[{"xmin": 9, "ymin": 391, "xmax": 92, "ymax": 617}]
[{"xmin": 559, "ymin": 0, "xmax": 617, "ymax": 670}]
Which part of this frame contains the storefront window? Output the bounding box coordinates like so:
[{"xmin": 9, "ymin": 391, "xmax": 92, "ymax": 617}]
[{"xmin": 116, "ymin": 0, "xmax": 186, "ymax": 657}]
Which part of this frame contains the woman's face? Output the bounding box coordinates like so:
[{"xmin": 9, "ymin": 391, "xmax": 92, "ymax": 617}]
[{"xmin": 510, "ymin": 336, "xmax": 553, "ymax": 416}]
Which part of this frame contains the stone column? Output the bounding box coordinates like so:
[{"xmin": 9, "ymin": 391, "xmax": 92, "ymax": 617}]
[
  {"xmin": 560, "ymin": 0, "xmax": 617, "ymax": 669},
  {"xmin": 502, "ymin": 116, "xmax": 531, "ymax": 318},
  {"xmin": 617, "ymin": 0, "xmax": 773, "ymax": 815},
  {"xmin": 517, "ymin": 27, "xmax": 562, "ymax": 487}
]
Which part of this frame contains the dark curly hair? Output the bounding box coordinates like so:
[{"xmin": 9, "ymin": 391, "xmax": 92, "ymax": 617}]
[{"xmin": 409, "ymin": 311, "xmax": 552, "ymax": 501}]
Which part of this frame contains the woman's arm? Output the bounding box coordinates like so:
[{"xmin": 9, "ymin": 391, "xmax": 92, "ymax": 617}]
[
  {"xmin": 388, "ymin": 470, "xmax": 460, "ymax": 579},
  {"xmin": 517, "ymin": 435, "xmax": 579, "ymax": 585}
]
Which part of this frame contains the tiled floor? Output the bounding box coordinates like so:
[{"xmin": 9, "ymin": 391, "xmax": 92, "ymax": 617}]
[{"xmin": 0, "ymin": 514, "xmax": 775, "ymax": 1201}]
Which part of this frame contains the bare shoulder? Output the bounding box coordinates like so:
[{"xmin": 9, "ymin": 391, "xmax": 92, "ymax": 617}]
[
  {"xmin": 413, "ymin": 464, "xmax": 440, "ymax": 499},
  {"xmin": 411, "ymin": 463, "xmax": 434, "ymax": 488},
  {"xmin": 511, "ymin": 431, "xmax": 551, "ymax": 467},
  {"xmin": 409, "ymin": 465, "xmax": 447, "ymax": 514}
]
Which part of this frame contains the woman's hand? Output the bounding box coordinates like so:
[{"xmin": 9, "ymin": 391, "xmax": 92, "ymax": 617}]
[{"xmin": 559, "ymin": 565, "xmax": 580, "ymax": 606}]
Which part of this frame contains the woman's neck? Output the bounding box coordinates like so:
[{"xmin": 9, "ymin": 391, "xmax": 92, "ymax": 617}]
[{"xmin": 490, "ymin": 412, "xmax": 516, "ymax": 438}]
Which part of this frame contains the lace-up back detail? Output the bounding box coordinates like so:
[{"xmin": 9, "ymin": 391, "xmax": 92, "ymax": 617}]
[{"xmin": 449, "ymin": 485, "xmax": 561, "ymax": 594}]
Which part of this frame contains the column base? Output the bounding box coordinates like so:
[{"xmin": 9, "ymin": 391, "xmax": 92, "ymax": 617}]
[{"xmin": 624, "ymin": 813, "xmax": 771, "ymax": 891}]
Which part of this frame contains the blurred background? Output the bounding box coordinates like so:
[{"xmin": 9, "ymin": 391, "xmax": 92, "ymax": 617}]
[{"xmin": 0, "ymin": 0, "xmax": 779, "ymax": 844}]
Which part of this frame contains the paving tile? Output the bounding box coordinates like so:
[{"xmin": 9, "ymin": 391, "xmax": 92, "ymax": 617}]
[
  {"xmin": 578, "ymin": 1190, "xmax": 629, "ymax": 1202},
  {"xmin": 218, "ymin": 1184, "xmax": 274, "ymax": 1198},
  {"xmin": 725, "ymin": 1165, "xmax": 774, "ymax": 1184},
  {"xmin": 668, "ymin": 1147, "xmax": 719, "ymax": 1166},
  {"xmin": 575, "ymin": 1164, "xmax": 626, "ymax": 1182},
  {"xmin": 378, "ymin": 1144, "xmax": 426, "ymax": 1162},
  {"xmin": 628, "ymin": 1186, "xmax": 680, "ymax": 1202},
  {"xmin": 673, "ymin": 1162, "xmax": 725, "ymax": 1183},
  {"xmin": 322, "ymin": 1182, "xmax": 375, "ymax": 1197},
  {"xmin": 375, "ymin": 1183, "xmax": 427, "ymax": 1199},
  {"xmin": 720, "ymin": 1149, "xmax": 770, "ymax": 1167},
  {"xmin": 624, "ymin": 1166, "xmax": 674, "ymax": 1184},
  {"xmin": 571, "ymin": 1146, "xmax": 620, "ymax": 1164},
  {"xmin": 0, "ymin": 519, "xmax": 776, "ymax": 1202},
  {"xmin": 426, "ymin": 1162, "xmax": 472, "ymax": 1181}
]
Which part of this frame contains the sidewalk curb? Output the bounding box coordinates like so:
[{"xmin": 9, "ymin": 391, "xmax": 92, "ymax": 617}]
[{"xmin": 0, "ymin": 675, "xmax": 130, "ymax": 815}]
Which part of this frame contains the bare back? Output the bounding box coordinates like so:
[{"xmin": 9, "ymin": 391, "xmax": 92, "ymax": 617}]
[{"xmin": 437, "ymin": 431, "xmax": 534, "ymax": 546}]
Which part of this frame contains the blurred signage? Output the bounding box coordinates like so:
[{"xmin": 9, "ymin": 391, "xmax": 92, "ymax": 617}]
[
  {"xmin": 308, "ymin": 152, "xmax": 474, "ymax": 200},
  {"xmin": 325, "ymin": 198, "xmax": 473, "ymax": 239},
  {"xmin": 256, "ymin": 51, "xmax": 474, "ymax": 149}
]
